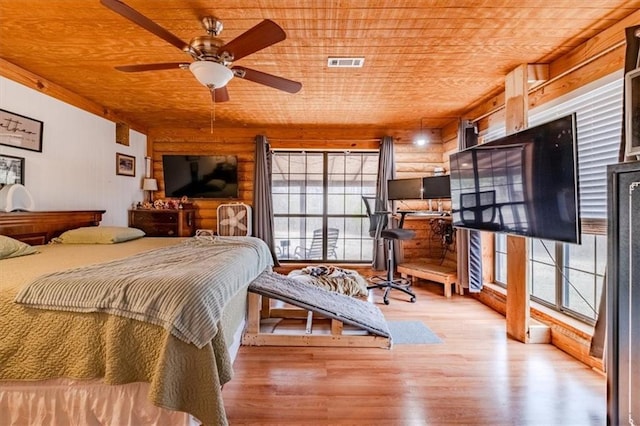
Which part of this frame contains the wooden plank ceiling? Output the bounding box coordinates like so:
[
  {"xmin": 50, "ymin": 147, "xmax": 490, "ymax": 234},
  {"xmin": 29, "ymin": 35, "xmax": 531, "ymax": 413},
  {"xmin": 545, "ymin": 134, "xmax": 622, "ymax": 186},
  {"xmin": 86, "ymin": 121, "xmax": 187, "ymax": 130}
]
[{"xmin": 1, "ymin": 0, "xmax": 639, "ymax": 131}]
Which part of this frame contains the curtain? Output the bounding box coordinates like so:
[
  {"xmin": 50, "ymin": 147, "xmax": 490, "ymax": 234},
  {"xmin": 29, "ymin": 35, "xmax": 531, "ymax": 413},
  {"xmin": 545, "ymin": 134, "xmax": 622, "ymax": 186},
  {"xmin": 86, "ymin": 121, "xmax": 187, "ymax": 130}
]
[
  {"xmin": 253, "ymin": 135, "xmax": 279, "ymax": 267},
  {"xmin": 372, "ymin": 136, "xmax": 395, "ymax": 270},
  {"xmin": 457, "ymin": 119, "xmax": 483, "ymax": 292}
]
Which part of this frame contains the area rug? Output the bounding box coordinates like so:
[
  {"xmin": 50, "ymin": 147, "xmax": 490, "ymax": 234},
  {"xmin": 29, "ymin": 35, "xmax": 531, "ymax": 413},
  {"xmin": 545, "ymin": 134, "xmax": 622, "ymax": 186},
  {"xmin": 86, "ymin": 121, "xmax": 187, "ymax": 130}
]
[{"xmin": 387, "ymin": 320, "xmax": 443, "ymax": 344}]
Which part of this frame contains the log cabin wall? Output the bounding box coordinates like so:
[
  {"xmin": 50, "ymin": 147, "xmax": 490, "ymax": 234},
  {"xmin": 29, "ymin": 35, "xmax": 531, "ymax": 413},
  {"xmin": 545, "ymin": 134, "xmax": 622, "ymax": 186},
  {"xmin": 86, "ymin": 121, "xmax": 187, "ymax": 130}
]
[{"xmin": 148, "ymin": 126, "xmax": 447, "ymax": 233}]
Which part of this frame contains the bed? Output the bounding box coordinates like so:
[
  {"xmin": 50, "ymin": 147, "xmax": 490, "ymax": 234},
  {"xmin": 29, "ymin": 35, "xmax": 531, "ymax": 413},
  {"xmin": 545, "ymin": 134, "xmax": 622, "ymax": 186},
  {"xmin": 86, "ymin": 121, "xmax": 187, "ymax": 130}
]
[{"xmin": 0, "ymin": 211, "xmax": 274, "ymax": 426}]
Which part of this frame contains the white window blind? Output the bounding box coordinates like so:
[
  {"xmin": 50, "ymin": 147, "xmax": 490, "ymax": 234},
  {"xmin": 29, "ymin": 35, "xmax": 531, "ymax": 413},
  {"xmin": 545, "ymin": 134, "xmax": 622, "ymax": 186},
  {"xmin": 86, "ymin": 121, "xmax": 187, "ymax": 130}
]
[{"xmin": 482, "ymin": 73, "xmax": 623, "ymax": 220}]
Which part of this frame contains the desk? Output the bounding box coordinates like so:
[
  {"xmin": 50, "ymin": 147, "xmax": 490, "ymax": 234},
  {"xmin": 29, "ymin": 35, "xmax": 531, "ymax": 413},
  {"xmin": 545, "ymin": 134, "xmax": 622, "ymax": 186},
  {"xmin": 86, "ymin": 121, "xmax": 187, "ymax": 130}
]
[
  {"xmin": 396, "ymin": 210, "xmax": 450, "ymax": 227},
  {"xmin": 394, "ymin": 212, "xmax": 458, "ymax": 297}
]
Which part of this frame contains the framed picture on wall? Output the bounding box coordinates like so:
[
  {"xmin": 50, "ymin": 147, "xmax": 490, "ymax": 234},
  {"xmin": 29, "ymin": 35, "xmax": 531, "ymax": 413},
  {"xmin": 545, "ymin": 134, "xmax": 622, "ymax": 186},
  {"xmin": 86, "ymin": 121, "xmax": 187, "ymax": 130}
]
[
  {"xmin": 0, "ymin": 154, "xmax": 25, "ymax": 186},
  {"xmin": 116, "ymin": 152, "xmax": 135, "ymax": 177},
  {"xmin": 0, "ymin": 109, "xmax": 43, "ymax": 152}
]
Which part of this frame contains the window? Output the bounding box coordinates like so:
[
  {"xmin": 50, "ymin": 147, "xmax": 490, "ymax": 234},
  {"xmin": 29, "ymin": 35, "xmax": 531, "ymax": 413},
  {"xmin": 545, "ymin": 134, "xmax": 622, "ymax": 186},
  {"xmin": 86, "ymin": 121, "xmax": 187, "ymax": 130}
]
[
  {"xmin": 272, "ymin": 151, "xmax": 378, "ymax": 262},
  {"xmin": 491, "ymin": 72, "xmax": 622, "ymax": 323}
]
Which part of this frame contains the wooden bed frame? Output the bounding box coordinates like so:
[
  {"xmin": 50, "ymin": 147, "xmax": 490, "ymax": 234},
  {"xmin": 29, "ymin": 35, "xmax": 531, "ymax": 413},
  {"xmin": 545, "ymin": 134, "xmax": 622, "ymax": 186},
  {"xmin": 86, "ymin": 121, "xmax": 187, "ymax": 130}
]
[
  {"xmin": 0, "ymin": 210, "xmax": 104, "ymax": 244},
  {"xmin": 242, "ymin": 292, "xmax": 391, "ymax": 349}
]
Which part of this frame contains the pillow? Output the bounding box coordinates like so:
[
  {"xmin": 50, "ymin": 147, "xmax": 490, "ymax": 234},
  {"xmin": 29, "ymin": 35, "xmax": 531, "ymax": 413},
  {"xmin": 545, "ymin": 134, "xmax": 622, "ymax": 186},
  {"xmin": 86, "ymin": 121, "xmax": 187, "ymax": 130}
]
[
  {"xmin": 0, "ymin": 235, "xmax": 38, "ymax": 259},
  {"xmin": 53, "ymin": 226, "xmax": 145, "ymax": 244}
]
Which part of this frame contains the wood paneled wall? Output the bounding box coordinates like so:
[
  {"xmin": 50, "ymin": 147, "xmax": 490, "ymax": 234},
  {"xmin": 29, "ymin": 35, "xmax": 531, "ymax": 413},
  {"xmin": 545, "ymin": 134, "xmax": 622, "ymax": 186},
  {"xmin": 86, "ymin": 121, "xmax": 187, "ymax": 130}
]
[{"xmin": 148, "ymin": 126, "xmax": 449, "ymax": 231}]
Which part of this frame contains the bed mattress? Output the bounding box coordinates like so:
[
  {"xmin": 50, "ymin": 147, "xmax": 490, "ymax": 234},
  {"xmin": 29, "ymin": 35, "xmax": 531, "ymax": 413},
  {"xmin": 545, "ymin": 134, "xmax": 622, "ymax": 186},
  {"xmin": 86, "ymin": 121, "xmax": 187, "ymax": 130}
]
[{"xmin": 0, "ymin": 236, "xmax": 271, "ymax": 425}]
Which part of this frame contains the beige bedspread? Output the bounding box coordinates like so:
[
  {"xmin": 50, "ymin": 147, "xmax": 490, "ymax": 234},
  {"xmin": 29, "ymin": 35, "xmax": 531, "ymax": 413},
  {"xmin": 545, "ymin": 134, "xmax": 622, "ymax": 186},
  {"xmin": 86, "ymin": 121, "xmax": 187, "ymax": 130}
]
[{"xmin": 0, "ymin": 238, "xmax": 267, "ymax": 426}]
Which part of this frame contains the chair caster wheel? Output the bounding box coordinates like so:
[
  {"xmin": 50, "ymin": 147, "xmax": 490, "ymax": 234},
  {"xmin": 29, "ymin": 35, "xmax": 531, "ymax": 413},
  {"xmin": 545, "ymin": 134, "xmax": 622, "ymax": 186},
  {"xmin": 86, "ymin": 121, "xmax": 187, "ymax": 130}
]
[
  {"xmin": 410, "ymin": 297, "xmax": 416, "ymax": 303},
  {"xmin": 384, "ymin": 298, "xmax": 390, "ymax": 305}
]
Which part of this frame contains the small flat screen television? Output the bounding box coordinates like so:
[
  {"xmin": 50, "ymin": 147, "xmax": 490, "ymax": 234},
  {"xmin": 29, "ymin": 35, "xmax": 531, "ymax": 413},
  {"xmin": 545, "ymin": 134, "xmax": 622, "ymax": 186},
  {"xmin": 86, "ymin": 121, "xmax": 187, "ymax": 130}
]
[
  {"xmin": 449, "ymin": 113, "xmax": 581, "ymax": 244},
  {"xmin": 422, "ymin": 175, "xmax": 451, "ymax": 199},
  {"xmin": 162, "ymin": 155, "xmax": 238, "ymax": 199},
  {"xmin": 387, "ymin": 177, "xmax": 423, "ymax": 200}
]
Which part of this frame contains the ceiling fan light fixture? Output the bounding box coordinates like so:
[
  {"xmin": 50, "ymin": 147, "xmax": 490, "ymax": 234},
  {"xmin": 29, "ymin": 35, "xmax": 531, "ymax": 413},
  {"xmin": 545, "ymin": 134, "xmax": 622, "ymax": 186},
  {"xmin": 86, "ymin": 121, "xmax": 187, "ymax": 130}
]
[{"xmin": 189, "ymin": 61, "xmax": 234, "ymax": 88}]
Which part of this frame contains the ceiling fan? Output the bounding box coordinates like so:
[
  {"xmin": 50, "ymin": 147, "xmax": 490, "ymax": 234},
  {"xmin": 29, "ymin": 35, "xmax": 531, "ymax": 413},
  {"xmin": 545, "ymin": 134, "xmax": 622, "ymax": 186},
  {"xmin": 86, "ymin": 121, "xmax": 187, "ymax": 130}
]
[{"xmin": 100, "ymin": 0, "xmax": 302, "ymax": 102}]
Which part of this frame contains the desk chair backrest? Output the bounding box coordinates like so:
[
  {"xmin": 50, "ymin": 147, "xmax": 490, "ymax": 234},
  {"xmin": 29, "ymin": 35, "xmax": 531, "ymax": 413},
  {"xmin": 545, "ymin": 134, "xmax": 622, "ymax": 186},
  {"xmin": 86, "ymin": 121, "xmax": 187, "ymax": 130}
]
[{"xmin": 362, "ymin": 196, "xmax": 389, "ymax": 239}]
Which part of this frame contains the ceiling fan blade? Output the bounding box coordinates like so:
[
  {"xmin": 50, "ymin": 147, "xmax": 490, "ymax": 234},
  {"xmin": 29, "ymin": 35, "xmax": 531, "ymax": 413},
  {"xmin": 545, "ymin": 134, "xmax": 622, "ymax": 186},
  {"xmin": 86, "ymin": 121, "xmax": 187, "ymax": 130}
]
[
  {"xmin": 100, "ymin": 0, "xmax": 189, "ymax": 52},
  {"xmin": 233, "ymin": 66, "xmax": 302, "ymax": 94},
  {"xmin": 217, "ymin": 20, "xmax": 286, "ymax": 61},
  {"xmin": 115, "ymin": 62, "xmax": 188, "ymax": 72},
  {"xmin": 212, "ymin": 86, "xmax": 230, "ymax": 103}
]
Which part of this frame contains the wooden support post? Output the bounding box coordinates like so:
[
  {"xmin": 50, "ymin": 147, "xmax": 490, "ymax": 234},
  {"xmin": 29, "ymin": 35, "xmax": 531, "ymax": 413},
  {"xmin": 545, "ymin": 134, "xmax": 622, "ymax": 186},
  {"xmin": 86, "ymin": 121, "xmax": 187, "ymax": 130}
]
[
  {"xmin": 504, "ymin": 64, "xmax": 531, "ymax": 343},
  {"xmin": 505, "ymin": 235, "xmax": 529, "ymax": 342},
  {"xmin": 245, "ymin": 292, "xmax": 261, "ymax": 335}
]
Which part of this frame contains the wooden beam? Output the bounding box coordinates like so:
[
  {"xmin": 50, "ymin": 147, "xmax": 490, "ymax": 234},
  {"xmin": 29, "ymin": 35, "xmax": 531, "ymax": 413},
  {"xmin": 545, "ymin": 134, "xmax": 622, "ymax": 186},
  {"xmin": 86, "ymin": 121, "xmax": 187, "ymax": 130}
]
[
  {"xmin": 504, "ymin": 64, "xmax": 530, "ymax": 343},
  {"xmin": 527, "ymin": 64, "xmax": 549, "ymax": 87},
  {"xmin": 465, "ymin": 8, "xmax": 640, "ymax": 124},
  {"xmin": 504, "ymin": 64, "xmax": 529, "ymax": 135},
  {"xmin": 505, "ymin": 235, "xmax": 529, "ymax": 342},
  {"xmin": 0, "ymin": 58, "xmax": 146, "ymax": 135}
]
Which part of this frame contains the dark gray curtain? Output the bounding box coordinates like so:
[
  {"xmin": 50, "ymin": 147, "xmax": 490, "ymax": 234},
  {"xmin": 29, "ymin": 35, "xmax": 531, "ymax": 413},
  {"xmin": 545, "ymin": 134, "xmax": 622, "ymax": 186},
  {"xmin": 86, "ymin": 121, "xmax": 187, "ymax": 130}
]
[
  {"xmin": 253, "ymin": 135, "xmax": 279, "ymax": 267},
  {"xmin": 457, "ymin": 119, "xmax": 483, "ymax": 292},
  {"xmin": 372, "ymin": 136, "xmax": 395, "ymax": 270}
]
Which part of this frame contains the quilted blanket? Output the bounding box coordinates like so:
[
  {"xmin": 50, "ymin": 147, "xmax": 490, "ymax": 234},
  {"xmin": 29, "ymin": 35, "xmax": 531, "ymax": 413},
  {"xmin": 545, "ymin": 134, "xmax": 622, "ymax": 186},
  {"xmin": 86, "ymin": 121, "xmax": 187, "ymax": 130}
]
[
  {"xmin": 1, "ymin": 237, "xmax": 273, "ymax": 426},
  {"xmin": 15, "ymin": 237, "xmax": 273, "ymax": 348}
]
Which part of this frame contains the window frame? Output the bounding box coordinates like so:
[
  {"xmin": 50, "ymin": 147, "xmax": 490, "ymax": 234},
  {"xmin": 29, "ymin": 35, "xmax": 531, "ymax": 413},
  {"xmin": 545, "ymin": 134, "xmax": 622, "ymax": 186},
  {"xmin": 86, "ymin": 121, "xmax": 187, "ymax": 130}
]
[{"xmin": 272, "ymin": 150, "xmax": 379, "ymax": 263}]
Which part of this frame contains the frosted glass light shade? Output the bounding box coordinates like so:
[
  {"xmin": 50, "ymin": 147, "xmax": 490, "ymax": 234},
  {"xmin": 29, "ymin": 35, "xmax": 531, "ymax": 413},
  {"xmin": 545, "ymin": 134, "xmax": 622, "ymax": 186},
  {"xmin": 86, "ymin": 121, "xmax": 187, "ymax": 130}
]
[{"xmin": 189, "ymin": 61, "xmax": 234, "ymax": 88}]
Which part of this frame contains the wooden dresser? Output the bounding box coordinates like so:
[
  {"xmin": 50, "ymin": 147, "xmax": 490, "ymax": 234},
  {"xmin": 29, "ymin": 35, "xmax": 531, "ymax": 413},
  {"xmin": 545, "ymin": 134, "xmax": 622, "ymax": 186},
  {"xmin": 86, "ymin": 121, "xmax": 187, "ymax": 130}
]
[
  {"xmin": 0, "ymin": 210, "xmax": 105, "ymax": 245},
  {"xmin": 128, "ymin": 208, "xmax": 196, "ymax": 237}
]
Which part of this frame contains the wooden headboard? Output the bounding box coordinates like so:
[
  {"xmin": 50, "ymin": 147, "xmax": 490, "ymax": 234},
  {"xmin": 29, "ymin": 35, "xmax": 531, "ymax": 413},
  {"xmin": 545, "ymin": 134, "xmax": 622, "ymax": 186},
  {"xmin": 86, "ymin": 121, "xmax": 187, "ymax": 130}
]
[{"xmin": 0, "ymin": 210, "xmax": 105, "ymax": 245}]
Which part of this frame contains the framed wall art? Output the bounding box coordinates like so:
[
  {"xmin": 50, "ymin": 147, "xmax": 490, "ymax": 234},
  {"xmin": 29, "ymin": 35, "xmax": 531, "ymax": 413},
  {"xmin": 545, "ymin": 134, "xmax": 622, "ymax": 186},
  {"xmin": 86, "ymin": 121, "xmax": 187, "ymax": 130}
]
[
  {"xmin": 0, "ymin": 154, "xmax": 25, "ymax": 186},
  {"xmin": 116, "ymin": 152, "xmax": 135, "ymax": 177},
  {"xmin": 0, "ymin": 109, "xmax": 43, "ymax": 152}
]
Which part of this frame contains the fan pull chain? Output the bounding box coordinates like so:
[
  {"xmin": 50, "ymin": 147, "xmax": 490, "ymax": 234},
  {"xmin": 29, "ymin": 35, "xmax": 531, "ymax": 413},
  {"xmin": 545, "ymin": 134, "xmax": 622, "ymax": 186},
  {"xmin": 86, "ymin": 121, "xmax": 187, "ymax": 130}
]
[{"xmin": 210, "ymin": 87, "xmax": 215, "ymax": 135}]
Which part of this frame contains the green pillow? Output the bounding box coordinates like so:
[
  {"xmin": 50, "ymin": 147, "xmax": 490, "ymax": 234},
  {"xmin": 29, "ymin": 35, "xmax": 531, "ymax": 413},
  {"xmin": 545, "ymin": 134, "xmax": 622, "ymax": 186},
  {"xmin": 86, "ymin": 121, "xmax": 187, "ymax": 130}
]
[
  {"xmin": 53, "ymin": 226, "xmax": 145, "ymax": 244},
  {"xmin": 0, "ymin": 235, "xmax": 38, "ymax": 259}
]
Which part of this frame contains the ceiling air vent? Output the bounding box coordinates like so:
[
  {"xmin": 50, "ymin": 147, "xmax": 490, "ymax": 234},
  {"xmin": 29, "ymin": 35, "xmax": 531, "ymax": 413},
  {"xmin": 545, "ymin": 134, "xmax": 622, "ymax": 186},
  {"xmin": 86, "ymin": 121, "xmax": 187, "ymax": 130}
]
[{"xmin": 327, "ymin": 57, "xmax": 365, "ymax": 68}]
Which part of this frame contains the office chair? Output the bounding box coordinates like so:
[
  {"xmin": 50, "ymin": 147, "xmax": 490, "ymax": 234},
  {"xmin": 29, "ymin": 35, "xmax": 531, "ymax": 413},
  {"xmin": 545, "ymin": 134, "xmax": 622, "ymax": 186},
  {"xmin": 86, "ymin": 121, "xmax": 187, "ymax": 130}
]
[{"xmin": 362, "ymin": 196, "xmax": 417, "ymax": 305}]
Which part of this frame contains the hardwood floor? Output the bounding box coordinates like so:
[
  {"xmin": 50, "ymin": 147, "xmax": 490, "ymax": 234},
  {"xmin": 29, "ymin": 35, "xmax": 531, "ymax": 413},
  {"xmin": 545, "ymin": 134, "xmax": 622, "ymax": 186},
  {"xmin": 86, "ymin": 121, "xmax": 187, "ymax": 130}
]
[{"xmin": 223, "ymin": 281, "xmax": 606, "ymax": 425}]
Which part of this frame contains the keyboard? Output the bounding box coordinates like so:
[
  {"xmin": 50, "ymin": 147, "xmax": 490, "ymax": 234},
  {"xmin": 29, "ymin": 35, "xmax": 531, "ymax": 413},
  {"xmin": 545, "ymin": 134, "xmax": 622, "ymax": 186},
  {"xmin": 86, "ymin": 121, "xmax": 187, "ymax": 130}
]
[{"xmin": 397, "ymin": 210, "xmax": 448, "ymax": 217}]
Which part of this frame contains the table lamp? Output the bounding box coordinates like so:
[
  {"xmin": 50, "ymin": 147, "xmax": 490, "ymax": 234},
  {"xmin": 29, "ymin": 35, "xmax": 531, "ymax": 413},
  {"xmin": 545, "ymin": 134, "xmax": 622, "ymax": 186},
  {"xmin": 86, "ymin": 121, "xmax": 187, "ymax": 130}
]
[{"xmin": 142, "ymin": 178, "xmax": 158, "ymax": 202}]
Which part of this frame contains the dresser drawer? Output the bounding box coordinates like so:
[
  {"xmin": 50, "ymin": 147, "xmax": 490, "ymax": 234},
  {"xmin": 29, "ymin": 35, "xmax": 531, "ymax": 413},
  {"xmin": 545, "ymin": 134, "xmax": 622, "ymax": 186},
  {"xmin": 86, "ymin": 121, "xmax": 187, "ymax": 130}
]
[{"xmin": 128, "ymin": 209, "xmax": 196, "ymax": 237}]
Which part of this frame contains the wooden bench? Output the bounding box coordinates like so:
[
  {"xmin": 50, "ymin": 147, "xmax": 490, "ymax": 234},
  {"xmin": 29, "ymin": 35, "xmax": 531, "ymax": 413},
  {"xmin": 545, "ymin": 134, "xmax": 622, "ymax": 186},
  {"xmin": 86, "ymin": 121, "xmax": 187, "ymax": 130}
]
[{"xmin": 397, "ymin": 260, "xmax": 460, "ymax": 298}]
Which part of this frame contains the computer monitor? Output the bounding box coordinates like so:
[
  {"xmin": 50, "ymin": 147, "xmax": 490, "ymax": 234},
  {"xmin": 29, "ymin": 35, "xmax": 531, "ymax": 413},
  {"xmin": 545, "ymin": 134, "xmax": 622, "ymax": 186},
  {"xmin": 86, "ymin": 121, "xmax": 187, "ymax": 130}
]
[
  {"xmin": 422, "ymin": 175, "xmax": 451, "ymax": 199},
  {"xmin": 387, "ymin": 178, "xmax": 423, "ymax": 200}
]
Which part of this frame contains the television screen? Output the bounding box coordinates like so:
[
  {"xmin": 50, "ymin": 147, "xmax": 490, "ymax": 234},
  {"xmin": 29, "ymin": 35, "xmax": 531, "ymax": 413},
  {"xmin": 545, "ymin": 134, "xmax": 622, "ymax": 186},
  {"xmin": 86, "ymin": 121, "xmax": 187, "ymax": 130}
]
[
  {"xmin": 162, "ymin": 155, "xmax": 238, "ymax": 199},
  {"xmin": 449, "ymin": 113, "xmax": 581, "ymax": 244},
  {"xmin": 387, "ymin": 178, "xmax": 423, "ymax": 200},
  {"xmin": 422, "ymin": 175, "xmax": 451, "ymax": 199}
]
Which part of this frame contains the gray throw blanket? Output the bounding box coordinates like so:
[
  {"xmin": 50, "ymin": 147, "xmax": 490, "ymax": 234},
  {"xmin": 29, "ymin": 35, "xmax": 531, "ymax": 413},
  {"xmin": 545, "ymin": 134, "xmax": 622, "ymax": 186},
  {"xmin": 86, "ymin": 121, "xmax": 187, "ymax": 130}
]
[
  {"xmin": 249, "ymin": 271, "xmax": 390, "ymax": 339},
  {"xmin": 14, "ymin": 237, "xmax": 273, "ymax": 348}
]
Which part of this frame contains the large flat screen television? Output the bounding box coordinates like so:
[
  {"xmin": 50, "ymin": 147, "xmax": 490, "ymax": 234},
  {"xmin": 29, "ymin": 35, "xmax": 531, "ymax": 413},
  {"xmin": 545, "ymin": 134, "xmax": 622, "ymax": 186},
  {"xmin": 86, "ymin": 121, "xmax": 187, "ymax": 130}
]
[
  {"xmin": 422, "ymin": 175, "xmax": 451, "ymax": 199},
  {"xmin": 449, "ymin": 113, "xmax": 581, "ymax": 244},
  {"xmin": 162, "ymin": 155, "xmax": 238, "ymax": 199},
  {"xmin": 387, "ymin": 177, "xmax": 423, "ymax": 200}
]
